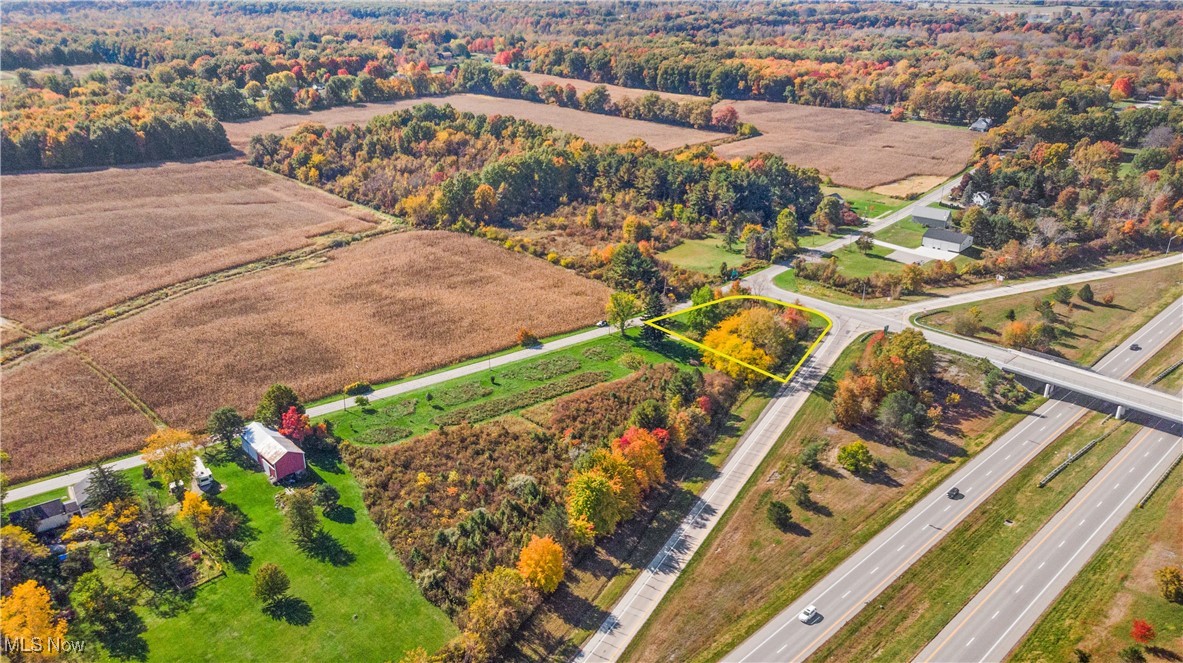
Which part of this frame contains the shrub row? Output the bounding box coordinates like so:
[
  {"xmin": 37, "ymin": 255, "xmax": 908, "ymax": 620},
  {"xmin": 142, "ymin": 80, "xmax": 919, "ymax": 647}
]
[
  {"xmin": 432, "ymin": 381, "xmax": 493, "ymax": 407},
  {"xmin": 433, "ymin": 371, "xmax": 611, "ymax": 427},
  {"xmin": 501, "ymin": 355, "xmax": 582, "ymax": 382}
]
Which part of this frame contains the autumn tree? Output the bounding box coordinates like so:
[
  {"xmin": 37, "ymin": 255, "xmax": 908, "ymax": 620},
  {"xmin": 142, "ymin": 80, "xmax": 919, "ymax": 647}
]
[
  {"xmin": 606, "ymin": 292, "xmax": 640, "ymax": 336},
  {"xmin": 855, "ymin": 232, "xmax": 875, "ymax": 254},
  {"xmin": 1131, "ymin": 619, "xmax": 1156, "ymax": 644},
  {"xmin": 0, "ymin": 525, "xmax": 48, "ymax": 591},
  {"xmin": 811, "ymin": 196, "xmax": 842, "ymax": 234},
  {"xmin": 253, "ymin": 563, "xmax": 290, "ymax": 606},
  {"xmin": 832, "ymin": 372, "xmax": 881, "ymax": 427},
  {"xmin": 1155, "ymin": 565, "xmax": 1183, "ymax": 603},
  {"xmin": 256, "ymin": 384, "xmax": 302, "ymax": 427},
  {"xmin": 517, "ymin": 535, "xmax": 564, "ymax": 593},
  {"xmin": 612, "ymin": 427, "xmax": 666, "ymax": 492},
  {"xmin": 565, "ymin": 470, "xmax": 623, "ymax": 539},
  {"xmin": 837, "ymin": 441, "xmax": 875, "ymax": 475},
  {"xmin": 775, "ymin": 206, "xmax": 799, "ymax": 257},
  {"xmin": 141, "ymin": 428, "xmax": 197, "ymax": 494},
  {"xmin": 457, "ymin": 566, "xmax": 539, "ymax": 663},
  {"xmin": 179, "ymin": 491, "xmax": 214, "ymax": 530},
  {"xmin": 278, "ymin": 406, "xmax": 314, "ymax": 445},
  {"xmin": 80, "ymin": 463, "xmax": 133, "ymax": 510},
  {"xmin": 207, "ymin": 407, "xmax": 245, "ymax": 451},
  {"xmin": 0, "ymin": 581, "xmax": 68, "ymax": 657}
]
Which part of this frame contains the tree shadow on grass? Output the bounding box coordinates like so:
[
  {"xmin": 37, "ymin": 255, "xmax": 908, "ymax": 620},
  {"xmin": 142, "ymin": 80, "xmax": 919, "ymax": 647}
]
[
  {"xmin": 779, "ymin": 521, "xmax": 813, "ymax": 537},
  {"xmin": 306, "ymin": 449, "xmax": 345, "ymax": 475},
  {"xmin": 302, "ymin": 529, "xmax": 356, "ymax": 566},
  {"xmin": 325, "ymin": 505, "xmax": 356, "ymax": 524},
  {"xmin": 265, "ymin": 596, "xmax": 313, "ymax": 626},
  {"xmin": 142, "ymin": 587, "xmax": 193, "ymax": 619},
  {"xmin": 800, "ymin": 499, "xmax": 833, "ymax": 518}
]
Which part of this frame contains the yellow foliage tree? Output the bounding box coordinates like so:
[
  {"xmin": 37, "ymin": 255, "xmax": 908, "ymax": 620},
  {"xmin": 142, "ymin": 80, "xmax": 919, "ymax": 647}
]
[
  {"xmin": 179, "ymin": 491, "xmax": 213, "ymax": 528},
  {"xmin": 701, "ymin": 327, "xmax": 773, "ymax": 385},
  {"xmin": 0, "ymin": 580, "xmax": 68, "ymax": 658},
  {"xmin": 142, "ymin": 428, "xmax": 197, "ymax": 491},
  {"xmin": 517, "ymin": 535, "xmax": 565, "ymax": 593}
]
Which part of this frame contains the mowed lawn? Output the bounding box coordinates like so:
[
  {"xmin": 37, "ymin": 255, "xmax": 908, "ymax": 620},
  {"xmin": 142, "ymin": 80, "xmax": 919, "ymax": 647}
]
[
  {"xmin": 136, "ymin": 454, "xmax": 455, "ymax": 661},
  {"xmin": 658, "ymin": 234, "xmax": 746, "ymax": 274},
  {"xmin": 821, "ymin": 186, "xmax": 908, "ymax": 219},
  {"xmin": 319, "ymin": 334, "xmax": 672, "ymax": 443},
  {"xmin": 825, "ymin": 243, "xmax": 907, "ymax": 278},
  {"xmin": 925, "ymin": 265, "xmax": 1183, "ymax": 365},
  {"xmin": 874, "ymin": 218, "xmax": 928, "ymax": 248}
]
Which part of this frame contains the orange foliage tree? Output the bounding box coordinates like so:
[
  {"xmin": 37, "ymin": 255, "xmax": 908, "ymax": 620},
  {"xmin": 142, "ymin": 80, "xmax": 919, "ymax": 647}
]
[{"xmin": 517, "ymin": 535, "xmax": 565, "ymax": 593}]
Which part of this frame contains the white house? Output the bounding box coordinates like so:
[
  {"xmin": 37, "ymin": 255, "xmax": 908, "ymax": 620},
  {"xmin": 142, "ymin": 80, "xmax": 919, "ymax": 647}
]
[
  {"xmin": 241, "ymin": 422, "xmax": 307, "ymax": 483},
  {"xmin": 970, "ymin": 117, "xmax": 993, "ymax": 132},
  {"xmin": 912, "ymin": 206, "xmax": 953, "ymax": 229},
  {"xmin": 7, "ymin": 499, "xmax": 79, "ymax": 533},
  {"xmin": 922, "ymin": 228, "xmax": 974, "ymax": 253}
]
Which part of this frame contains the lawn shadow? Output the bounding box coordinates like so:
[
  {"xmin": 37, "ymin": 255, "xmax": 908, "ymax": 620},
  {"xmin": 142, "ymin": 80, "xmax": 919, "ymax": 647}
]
[
  {"xmin": 265, "ymin": 596, "xmax": 314, "ymax": 626},
  {"xmin": 783, "ymin": 521, "xmax": 812, "ymax": 537},
  {"xmin": 302, "ymin": 529, "xmax": 356, "ymax": 566},
  {"xmin": 306, "ymin": 449, "xmax": 345, "ymax": 474},
  {"xmin": 800, "ymin": 499, "xmax": 833, "ymax": 518},
  {"xmin": 325, "ymin": 505, "xmax": 356, "ymax": 524},
  {"xmin": 1147, "ymin": 646, "xmax": 1182, "ymax": 661},
  {"xmin": 142, "ymin": 587, "xmax": 193, "ymax": 619},
  {"xmin": 859, "ymin": 465, "xmax": 902, "ymax": 488}
]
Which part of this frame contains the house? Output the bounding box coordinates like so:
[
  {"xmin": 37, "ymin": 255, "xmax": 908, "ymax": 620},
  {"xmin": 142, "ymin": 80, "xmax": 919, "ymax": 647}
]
[
  {"xmin": 68, "ymin": 476, "xmax": 92, "ymax": 515},
  {"xmin": 969, "ymin": 117, "xmax": 993, "ymax": 132},
  {"xmin": 912, "ymin": 206, "xmax": 953, "ymax": 229},
  {"xmin": 922, "ymin": 228, "xmax": 974, "ymax": 253},
  {"xmin": 7, "ymin": 499, "xmax": 80, "ymax": 533},
  {"xmin": 241, "ymin": 422, "xmax": 307, "ymax": 483},
  {"xmin": 971, "ymin": 191, "xmax": 992, "ymax": 208}
]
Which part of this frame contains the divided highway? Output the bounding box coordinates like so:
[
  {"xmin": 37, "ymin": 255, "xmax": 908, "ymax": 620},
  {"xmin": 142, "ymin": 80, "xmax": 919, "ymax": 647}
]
[
  {"xmin": 725, "ymin": 298, "xmax": 1183, "ymax": 662},
  {"xmin": 918, "ymin": 420, "xmax": 1182, "ymax": 662}
]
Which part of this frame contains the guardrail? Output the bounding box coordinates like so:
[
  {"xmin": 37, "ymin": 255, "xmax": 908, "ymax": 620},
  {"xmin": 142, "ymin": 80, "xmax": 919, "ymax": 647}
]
[
  {"xmin": 1138, "ymin": 451, "xmax": 1183, "ymax": 508},
  {"xmin": 1038, "ymin": 417, "xmax": 1116, "ymax": 488},
  {"xmin": 1147, "ymin": 357, "xmax": 1183, "ymax": 386}
]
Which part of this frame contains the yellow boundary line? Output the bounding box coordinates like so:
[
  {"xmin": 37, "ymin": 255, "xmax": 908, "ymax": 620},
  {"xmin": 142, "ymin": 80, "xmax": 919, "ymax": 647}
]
[{"xmin": 643, "ymin": 295, "xmax": 833, "ymax": 383}]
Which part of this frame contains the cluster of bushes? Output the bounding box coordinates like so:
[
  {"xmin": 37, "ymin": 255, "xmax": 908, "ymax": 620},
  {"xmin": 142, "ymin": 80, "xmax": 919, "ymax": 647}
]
[
  {"xmin": 501, "ymin": 355, "xmax": 582, "ymax": 381},
  {"xmin": 794, "ymin": 254, "xmax": 963, "ymax": 299},
  {"xmin": 432, "ymin": 380, "xmax": 493, "ymax": 408},
  {"xmin": 432, "ymin": 371, "xmax": 610, "ymax": 426},
  {"xmin": 831, "ymin": 330, "xmax": 942, "ymax": 444}
]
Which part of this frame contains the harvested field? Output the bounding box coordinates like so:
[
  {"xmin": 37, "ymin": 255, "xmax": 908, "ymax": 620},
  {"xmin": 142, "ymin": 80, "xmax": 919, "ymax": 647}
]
[
  {"xmin": 77, "ymin": 230, "xmax": 610, "ymax": 433},
  {"xmin": 0, "ymin": 159, "xmax": 378, "ymax": 329},
  {"xmin": 712, "ymin": 100, "xmax": 975, "ymax": 189},
  {"xmin": 222, "ymin": 94, "xmax": 722, "ymax": 151},
  {"xmin": 872, "ymin": 174, "xmax": 950, "ymax": 198},
  {"xmin": 1, "ymin": 353, "xmax": 156, "ymax": 482}
]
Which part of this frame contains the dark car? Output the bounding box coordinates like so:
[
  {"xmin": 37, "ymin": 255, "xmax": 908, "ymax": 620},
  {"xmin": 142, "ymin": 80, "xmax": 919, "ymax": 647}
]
[
  {"xmin": 1130, "ymin": 343, "xmax": 1141, "ymax": 351},
  {"xmin": 947, "ymin": 487, "xmax": 961, "ymax": 499}
]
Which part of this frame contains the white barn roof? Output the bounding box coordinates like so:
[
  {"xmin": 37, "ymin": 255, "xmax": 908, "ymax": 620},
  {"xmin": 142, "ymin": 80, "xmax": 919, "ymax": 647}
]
[
  {"xmin": 913, "ymin": 207, "xmax": 952, "ymax": 223},
  {"xmin": 242, "ymin": 422, "xmax": 303, "ymax": 465}
]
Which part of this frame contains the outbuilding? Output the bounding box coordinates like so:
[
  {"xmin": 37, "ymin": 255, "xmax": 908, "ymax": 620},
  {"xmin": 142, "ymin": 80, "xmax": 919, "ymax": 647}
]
[
  {"xmin": 912, "ymin": 206, "xmax": 953, "ymax": 229},
  {"xmin": 969, "ymin": 117, "xmax": 993, "ymax": 132},
  {"xmin": 241, "ymin": 422, "xmax": 307, "ymax": 483},
  {"xmin": 922, "ymin": 228, "xmax": 974, "ymax": 253}
]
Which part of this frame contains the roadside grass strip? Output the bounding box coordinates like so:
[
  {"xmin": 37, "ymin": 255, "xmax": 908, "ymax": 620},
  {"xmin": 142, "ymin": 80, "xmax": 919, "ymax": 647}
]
[{"xmin": 643, "ymin": 295, "xmax": 832, "ymax": 383}]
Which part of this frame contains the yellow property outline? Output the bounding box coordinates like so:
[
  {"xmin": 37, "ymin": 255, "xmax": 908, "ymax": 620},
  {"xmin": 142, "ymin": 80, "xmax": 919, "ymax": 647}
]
[{"xmin": 643, "ymin": 295, "xmax": 833, "ymax": 384}]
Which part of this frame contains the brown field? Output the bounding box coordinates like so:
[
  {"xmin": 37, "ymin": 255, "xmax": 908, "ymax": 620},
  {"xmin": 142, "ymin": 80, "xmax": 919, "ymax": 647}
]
[
  {"xmin": 712, "ymin": 100, "xmax": 976, "ymax": 189},
  {"xmin": 0, "ymin": 159, "xmax": 378, "ymax": 329},
  {"xmin": 76, "ymin": 230, "xmax": 610, "ymax": 432},
  {"xmin": 1, "ymin": 353, "xmax": 157, "ymax": 482},
  {"xmin": 222, "ymin": 94, "xmax": 722, "ymax": 151}
]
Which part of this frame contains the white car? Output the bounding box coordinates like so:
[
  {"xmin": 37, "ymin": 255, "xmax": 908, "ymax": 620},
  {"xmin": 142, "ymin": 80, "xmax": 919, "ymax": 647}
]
[{"xmin": 798, "ymin": 605, "xmax": 817, "ymax": 624}]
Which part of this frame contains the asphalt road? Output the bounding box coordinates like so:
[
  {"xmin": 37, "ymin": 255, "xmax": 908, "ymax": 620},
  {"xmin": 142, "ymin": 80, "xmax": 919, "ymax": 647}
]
[
  {"xmin": 917, "ymin": 420, "xmax": 1182, "ymax": 663},
  {"xmin": 724, "ymin": 298, "xmax": 1183, "ymax": 663}
]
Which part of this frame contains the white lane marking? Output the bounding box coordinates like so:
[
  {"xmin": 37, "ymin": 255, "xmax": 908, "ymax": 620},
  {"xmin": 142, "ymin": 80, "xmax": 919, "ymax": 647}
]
[
  {"xmin": 1097, "ymin": 501, "xmax": 1103, "ymax": 508},
  {"xmin": 1059, "ymin": 540, "xmax": 1066, "ymax": 547},
  {"xmin": 966, "ymin": 637, "xmax": 975, "ymax": 647},
  {"xmin": 1039, "ymin": 425, "xmax": 1047, "ymax": 432},
  {"xmin": 1129, "ymin": 467, "xmax": 1136, "ymax": 473},
  {"xmin": 1005, "ymin": 454, "xmax": 1012, "ymax": 460},
  {"xmin": 1080, "ymin": 519, "xmax": 1087, "ymax": 527},
  {"xmin": 897, "ymin": 545, "xmax": 905, "ymax": 552},
  {"xmin": 986, "ymin": 470, "xmax": 993, "ymax": 477},
  {"xmin": 1015, "ymin": 585, "xmax": 1024, "ymax": 593},
  {"xmin": 1038, "ymin": 562, "xmax": 1045, "ymax": 569},
  {"xmin": 842, "ymin": 590, "xmax": 851, "ymax": 599},
  {"xmin": 945, "ymin": 505, "xmax": 952, "ymax": 512},
  {"xmin": 871, "ymin": 567, "xmax": 880, "ymax": 574},
  {"xmin": 777, "ymin": 644, "xmax": 787, "ymax": 654},
  {"xmin": 1145, "ymin": 451, "xmax": 1150, "ymax": 457},
  {"xmin": 992, "ymin": 611, "xmax": 1000, "ymax": 620}
]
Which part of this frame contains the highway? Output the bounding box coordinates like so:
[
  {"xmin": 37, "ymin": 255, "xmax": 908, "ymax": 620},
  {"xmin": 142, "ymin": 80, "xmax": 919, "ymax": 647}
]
[
  {"xmin": 724, "ymin": 298, "xmax": 1183, "ymax": 663},
  {"xmin": 917, "ymin": 420, "xmax": 1182, "ymax": 663}
]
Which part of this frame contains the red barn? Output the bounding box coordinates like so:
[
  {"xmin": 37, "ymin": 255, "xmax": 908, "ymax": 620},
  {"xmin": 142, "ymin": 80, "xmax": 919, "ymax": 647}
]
[{"xmin": 241, "ymin": 422, "xmax": 307, "ymax": 483}]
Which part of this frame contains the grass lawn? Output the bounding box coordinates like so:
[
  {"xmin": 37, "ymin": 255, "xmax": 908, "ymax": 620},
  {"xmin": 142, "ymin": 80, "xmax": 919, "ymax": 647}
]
[
  {"xmin": 874, "ymin": 218, "xmax": 927, "ymax": 248},
  {"xmin": 822, "ymin": 186, "xmax": 908, "ymax": 218},
  {"xmin": 658, "ymin": 233, "xmax": 745, "ymax": 274},
  {"xmin": 1011, "ymin": 470, "xmax": 1183, "ymax": 662},
  {"xmin": 807, "ymin": 412, "xmax": 1139, "ymax": 663},
  {"xmin": 825, "ymin": 243, "xmax": 907, "ymax": 278},
  {"xmin": 317, "ymin": 334, "xmax": 681, "ymax": 444},
  {"xmin": 924, "ymin": 264, "xmax": 1183, "ymax": 365},
  {"xmin": 622, "ymin": 336, "xmax": 1046, "ymax": 663},
  {"xmin": 124, "ymin": 453, "xmax": 455, "ymax": 661},
  {"xmin": 1129, "ymin": 330, "xmax": 1183, "ymax": 393}
]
